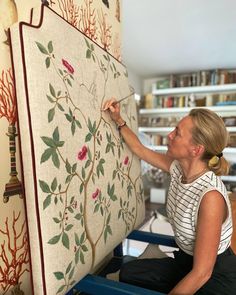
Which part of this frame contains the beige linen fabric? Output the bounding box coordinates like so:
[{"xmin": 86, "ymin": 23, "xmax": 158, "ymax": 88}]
[{"xmin": 10, "ymin": 5, "xmax": 144, "ymax": 295}]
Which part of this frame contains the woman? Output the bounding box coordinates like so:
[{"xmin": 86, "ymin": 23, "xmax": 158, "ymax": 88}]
[{"xmin": 103, "ymin": 99, "xmax": 236, "ymax": 295}]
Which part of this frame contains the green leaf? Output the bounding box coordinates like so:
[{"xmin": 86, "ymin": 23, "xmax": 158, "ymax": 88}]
[
  {"xmin": 48, "ymin": 234, "xmax": 61, "ymax": 245},
  {"xmin": 57, "ymin": 103, "xmax": 64, "ymax": 112},
  {"xmin": 84, "ymin": 37, "xmax": 90, "ymax": 49},
  {"xmin": 75, "ymin": 233, "xmax": 80, "ymax": 246},
  {"xmin": 49, "ymin": 83, "xmax": 56, "ymax": 97},
  {"xmin": 45, "ymin": 57, "xmax": 50, "ymax": 68},
  {"xmin": 86, "ymin": 49, "xmax": 91, "ymax": 59},
  {"xmin": 65, "ymin": 113, "xmax": 72, "ymax": 122},
  {"xmin": 66, "ymin": 262, "xmax": 72, "ymax": 275},
  {"xmin": 39, "ymin": 180, "xmax": 51, "ymax": 193},
  {"xmin": 100, "ymin": 165, "xmax": 104, "ymax": 176},
  {"xmin": 71, "ymin": 121, "xmax": 76, "ymax": 135},
  {"xmin": 56, "ymin": 285, "xmax": 66, "ymax": 294},
  {"xmin": 53, "ymin": 217, "xmax": 60, "ymax": 224},
  {"xmin": 82, "ymin": 167, "xmax": 85, "ymax": 179},
  {"xmin": 82, "ymin": 244, "xmax": 88, "ymax": 252},
  {"xmin": 112, "ymin": 170, "xmax": 117, "ymax": 180},
  {"xmin": 80, "ymin": 251, "xmax": 85, "ymax": 264},
  {"xmin": 53, "ymin": 127, "xmax": 60, "ymax": 141},
  {"xmin": 105, "ymin": 144, "xmax": 110, "ymax": 153},
  {"xmin": 110, "ymin": 194, "xmax": 117, "ymax": 201},
  {"xmin": 94, "ymin": 203, "xmax": 100, "ymax": 213},
  {"xmin": 56, "ymin": 141, "xmax": 64, "ymax": 147},
  {"xmin": 74, "ymin": 213, "xmax": 82, "ymax": 220},
  {"xmin": 65, "ymin": 159, "xmax": 71, "ymax": 174},
  {"xmin": 85, "ymin": 159, "xmax": 91, "ymax": 168},
  {"xmin": 75, "ymin": 120, "xmax": 82, "ymax": 128},
  {"xmin": 62, "ymin": 232, "xmax": 69, "ymax": 249},
  {"xmin": 40, "ymin": 148, "xmax": 53, "ymax": 163},
  {"xmin": 54, "ymin": 271, "xmax": 64, "ymax": 280},
  {"xmin": 41, "ymin": 136, "xmax": 56, "ymax": 148},
  {"xmin": 96, "ymin": 165, "xmax": 100, "ymax": 178},
  {"xmin": 65, "ymin": 224, "xmax": 73, "ymax": 231},
  {"xmin": 75, "ymin": 250, "xmax": 80, "ymax": 264},
  {"xmin": 65, "ymin": 174, "xmax": 72, "ymax": 184},
  {"xmin": 88, "ymin": 119, "xmax": 93, "ymax": 133},
  {"xmin": 88, "ymin": 148, "xmax": 92, "ymax": 160},
  {"xmin": 52, "ymin": 151, "xmax": 60, "ymax": 168},
  {"xmin": 110, "ymin": 183, "xmax": 115, "ymax": 196},
  {"xmin": 43, "ymin": 195, "xmax": 51, "ymax": 209},
  {"xmin": 51, "ymin": 178, "xmax": 57, "ymax": 192},
  {"xmin": 92, "ymin": 121, "xmax": 96, "ymax": 132},
  {"xmin": 85, "ymin": 133, "xmax": 92, "ymax": 142},
  {"xmin": 68, "ymin": 267, "xmax": 75, "ymax": 280},
  {"xmin": 36, "ymin": 42, "xmax": 48, "ymax": 55},
  {"xmin": 104, "ymin": 228, "xmax": 108, "ymax": 243},
  {"xmin": 79, "ymin": 183, "xmax": 84, "ymax": 193},
  {"xmin": 72, "ymin": 163, "xmax": 77, "ymax": 173},
  {"xmin": 68, "ymin": 207, "xmax": 74, "ymax": 214},
  {"xmin": 48, "ymin": 108, "xmax": 55, "ymax": 123},
  {"xmin": 80, "ymin": 231, "xmax": 85, "ymax": 244},
  {"xmin": 47, "ymin": 95, "xmax": 54, "ymax": 103},
  {"xmin": 107, "ymin": 225, "xmax": 112, "ymax": 235},
  {"xmin": 48, "ymin": 40, "xmax": 53, "ymax": 53},
  {"xmin": 67, "ymin": 78, "xmax": 72, "ymax": 87},
  {"xmin": 106, "ymin": 213, "xmax": 111, "ymax": 224}
]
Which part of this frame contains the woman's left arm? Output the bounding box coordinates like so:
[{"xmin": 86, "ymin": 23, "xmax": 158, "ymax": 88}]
[{"xmin": 169, "ymin": 190, "xmax": 227, "ymax": 295}]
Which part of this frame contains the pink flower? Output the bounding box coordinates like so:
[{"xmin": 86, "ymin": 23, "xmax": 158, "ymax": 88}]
[
  {"xmin": 77, "ymin": 146, "xmax": 88, "ymax": 160},
  {"xmin": 92, "ymin": 188, "xmax": 100, "ymax": 199},
  {"xmin": 124, "ymin": 156, "xmax": 129, "ymax": 165},
  {"xmin": 62, "ymin": 59, "xmax": 74, "ymax": 74}
]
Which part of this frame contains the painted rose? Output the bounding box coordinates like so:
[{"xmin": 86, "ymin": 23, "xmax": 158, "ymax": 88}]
[
  {"xmin": 77, "ymin": 145, "xmax": 88, "ymax": 160},
  {"xmin": 62, "ymin": 58, "xmax": 74, "ymax": 74},
  {"xmin": 124, "ymin": 156, "xmax": 129, "ymax": 165},
  {"xmin": 92, "ymin": 188, "xmax": 100, "ymax": 200}
]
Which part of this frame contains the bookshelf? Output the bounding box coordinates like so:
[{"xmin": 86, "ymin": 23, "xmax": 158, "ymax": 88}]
[{"xmin": 139, "ymin": 82, "xmax": 236, "ymax": 188}]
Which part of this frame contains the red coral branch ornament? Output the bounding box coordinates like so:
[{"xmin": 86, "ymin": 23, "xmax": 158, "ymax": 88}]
[
  {"xmin": 0, "ymin": 211, "xmax": 29, "ymax": 294},
  {"xmin": 78, "ymin": 0, "xmax": 97, "ymax": 41},
  {"xmin": 0, "ymin": 69, "xmax": 17, "ymax": 124},
  {"xmin": 97, "ymin": 9, "xmax": 112, "ymax": 51}
]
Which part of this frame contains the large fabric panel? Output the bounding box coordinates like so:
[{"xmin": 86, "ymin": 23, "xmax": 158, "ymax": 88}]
[{"xmin": 10, "ymin": 4, "xmax": 144, "ymax": 295}]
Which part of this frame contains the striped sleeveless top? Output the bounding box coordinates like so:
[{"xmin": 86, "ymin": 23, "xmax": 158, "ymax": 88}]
[{"xmin": 166, "ymin": 160, "xmax": 233, "ymax": 255}]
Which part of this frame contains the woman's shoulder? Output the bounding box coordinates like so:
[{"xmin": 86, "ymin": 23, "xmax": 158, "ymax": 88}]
[
  {"xmin": 169, "ymin": 160, "xmax": 182, "ymax": 177},
  {"xmin": 202, "ymin": 171, "xmax": 228, "ymax": 198}
]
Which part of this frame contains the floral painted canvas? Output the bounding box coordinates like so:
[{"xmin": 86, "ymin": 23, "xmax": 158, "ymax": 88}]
[{"xmin": 10, "ymin": 5, "xmax": 145, "ymax": 295}]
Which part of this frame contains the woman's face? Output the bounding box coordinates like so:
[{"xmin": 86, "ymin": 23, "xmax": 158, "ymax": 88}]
[{"xmin": 167, "ymin": 115, "xmax": 196, "ymax": 160}]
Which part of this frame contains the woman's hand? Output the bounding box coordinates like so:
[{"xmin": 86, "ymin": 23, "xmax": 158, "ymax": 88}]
[{"xmin": 102, "ymin": 98, "xmax": 123, "ymax": 123}]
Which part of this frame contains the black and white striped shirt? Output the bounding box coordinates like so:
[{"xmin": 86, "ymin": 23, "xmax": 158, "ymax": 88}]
[{"xmin": 166, "ymin": 160, "xmax": 233, "ymax": 255}]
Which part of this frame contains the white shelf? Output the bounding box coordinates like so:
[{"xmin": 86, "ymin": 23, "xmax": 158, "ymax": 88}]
[
  {"xmin": 139, "ymin": 105, "xmax": 236, "ymax": 117},
  {"xmin": 139, "ymin": 126, "xmax": 236, "ymax": 134},
  {"xmin": 221, "ymin": 175, "xmax": 236, "ymax": 182},
  {"xmin": 139, "ymin": 127, "xmax": 173, "ymax": 134},
  {"xmin": 146, "ymin": 145, "xmax": 236, "ymax": 155},
  {"xmin": 152, "ymin": 83, "xmax": 236, "ymax": 96}
]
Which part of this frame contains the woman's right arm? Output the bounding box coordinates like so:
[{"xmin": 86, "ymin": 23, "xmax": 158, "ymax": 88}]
[{"xmin": 103, "ymin": 98, "xmax": 173, "ymax": 172}]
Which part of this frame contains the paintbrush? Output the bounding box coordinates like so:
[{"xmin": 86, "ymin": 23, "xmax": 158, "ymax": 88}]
[
  {"xmin": 102, "ymin": 92, "xmax": 134, "ymax": 111},
  {"xmin": 112, "ymin": 91, "xmax": 135, "ymax": 106}
]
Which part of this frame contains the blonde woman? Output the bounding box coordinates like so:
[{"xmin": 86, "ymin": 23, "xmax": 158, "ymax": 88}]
[{"xmin": 103, "ymin": 100, "xmax": 236, "ymax": 295}]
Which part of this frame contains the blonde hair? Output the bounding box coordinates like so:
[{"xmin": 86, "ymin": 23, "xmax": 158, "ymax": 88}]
[{"xmin": 189, "ymin": 108, "xmax": 229, "ymax": 176}]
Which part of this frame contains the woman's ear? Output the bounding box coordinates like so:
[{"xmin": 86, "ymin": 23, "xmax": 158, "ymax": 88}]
[{"xmin": 192, "ymin": 144, "xmax": 205, "ymax": 157}]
